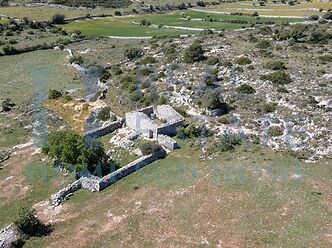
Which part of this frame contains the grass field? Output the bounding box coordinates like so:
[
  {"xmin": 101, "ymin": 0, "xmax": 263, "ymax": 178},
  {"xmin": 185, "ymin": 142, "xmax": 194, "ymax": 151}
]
[
  {"xmin": 206, "ymin": 1, "xmax": 332, "ymax": 17},
  {"xmin": 0, "ymin": 49, "xmax": 82, "ymax": 149},
  {"xmin": 62, "ymin": 10, "xmax": 303, "ymax": 37},
  {"xmin": 17, "ymin": 143, "xmax": 332, "ymax": 247},
  {"xmin": 0, "ymin": 6, "xmax": 115, "ymax": 21}
]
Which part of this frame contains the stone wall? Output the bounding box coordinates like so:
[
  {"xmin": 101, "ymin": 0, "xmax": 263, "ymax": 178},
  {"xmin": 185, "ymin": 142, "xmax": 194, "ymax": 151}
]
[
  {"xmin": 84, "ymin": 119, "xmax": 123, "ymax": 139},
  {"xmin": 50, "ymin": 180, "xmax": 82, "ymax": 206},
  {"xmin": 0, "ymin": 224, "xmax": 17, "ymax": 248},
  {"xmin": 139, "ymin": 106, "xmax": 154, "ymax": 116},
  {"xmin": 156, "ymin": 120, "xmax": 185, "ymax": 137},
  {"xmin": 157, "ymin": 134, "xmax": 178, "ymax": 150},
  {"xmin": 155, "ymin": 105, "xmax": 184, "ymax": 123},
  {"xmin": 92, "ymin": 148, "xmax": 166, "ymax": 191}
]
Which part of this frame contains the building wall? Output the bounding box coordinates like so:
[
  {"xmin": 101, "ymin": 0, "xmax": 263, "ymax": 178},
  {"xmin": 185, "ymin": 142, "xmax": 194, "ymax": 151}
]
[{"xmin": 84, "ymin": 119, "xmax": 123, "ymax": 138}]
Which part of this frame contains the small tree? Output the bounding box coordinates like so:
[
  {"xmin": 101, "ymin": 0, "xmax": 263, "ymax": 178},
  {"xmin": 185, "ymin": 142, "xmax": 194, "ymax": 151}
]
[
  {"xmin": 51, "ymin": 14, "xmax": 65, "ymax": 24},
  {"xmin": 236, "ymin": 57, "xmax": 252, "ymax": 65},
  {"xmin": 261, "ymin": 71, "xmax": 292, "ymax": 85},
  {"xmin": 97, "ymin": 107, "xmax": 111, "ymax": 121},
  {"xmin": 124, "ymin": 48, "xmax": 143, "ymax": 60},
  {"xmin": 48, "ymin": 89, "xmax": 62, "ymax": 100},
  {"xmin": 14, "ymin": 207, "xmax": 51, "ymax": 238},
  {"xmin": 183, "ymin": 42, "xmax": 206, "ymax": 63},
  {"xmin": 236, "ymin": 84, "xmax": 256, "ymax": 94}
]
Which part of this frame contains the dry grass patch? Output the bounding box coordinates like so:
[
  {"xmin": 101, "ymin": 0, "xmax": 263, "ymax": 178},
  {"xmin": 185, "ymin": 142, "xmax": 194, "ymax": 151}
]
[{"xmin": 44, "ymin": 99, "xmax": 105, "ymax": 134}]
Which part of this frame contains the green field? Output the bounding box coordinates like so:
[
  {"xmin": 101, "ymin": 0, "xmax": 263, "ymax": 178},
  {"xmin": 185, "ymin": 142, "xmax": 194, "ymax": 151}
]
[
  {"xmin": 18, "ymin": 143, "xmax": 332, "ymax": 247},
  {"xmin": 205, "ymin": 0, "xmax": 332, "ymax": 17},
  {"xmin": 62, "ymin": 10, "xmax": 304, "ymax": 37}
]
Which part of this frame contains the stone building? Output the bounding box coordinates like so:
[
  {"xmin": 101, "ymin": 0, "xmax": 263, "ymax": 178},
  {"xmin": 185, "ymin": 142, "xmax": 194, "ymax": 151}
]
[{"xmin": 125, "ymin": 105, "xmax": 185, "ymax": 139}]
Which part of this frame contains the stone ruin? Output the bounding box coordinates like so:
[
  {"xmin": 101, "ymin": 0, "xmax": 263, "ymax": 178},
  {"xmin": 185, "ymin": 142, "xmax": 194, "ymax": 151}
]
[
  {"xmin": 48, "ymin": 105, "xmax": 185, "ymax": 206},
  {"xmin": 125, "ymin": 105, "xmax": 184, "ymax": 150}
]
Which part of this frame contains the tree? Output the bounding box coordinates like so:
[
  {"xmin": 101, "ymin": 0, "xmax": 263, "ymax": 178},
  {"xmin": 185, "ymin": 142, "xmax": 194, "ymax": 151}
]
[
  {"xmin": 14, "ymin": 207, "xmax": 51, "ymax": 238},
  {"xmin": 97, "ymin": 107, "xmax": 111, "ymax": 121},
  {"xmin": 48, "ymin": 89, "xmax": 62, "ymax": 99},
  {"xmin": 42, "ymin": 130, "xmax": 107, "ymax": 174},
  {"xmin": 202, "ymin": 89, "xmax": 228, "ymax": 111},
  {"xmin": 124, "ymin": 48, "xmax": 143, "ymax": 60},
  {"xmin": 183, "ymin": 42, "xmax": 206, "ymax": 63},
  {"xmin": 51, "ymin": 14, "xmax": 65, "ymax": 24}
]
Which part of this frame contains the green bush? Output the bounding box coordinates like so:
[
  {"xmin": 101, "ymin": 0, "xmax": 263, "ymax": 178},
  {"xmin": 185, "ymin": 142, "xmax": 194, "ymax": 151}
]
[
  {"xmin": 260, "ymin": 103, "xmax": 277, "ymax": 113},
  {"xmin": 97, "ymin": 107, "xmax": 111, "ymax": 121},
  {"xmin": 236, "ymin": 57, "xmax": 252, "ymax": 65},
  {"xmin": 48, "ymin": 89, "xmax": 62, "ymax": 99},
  {"xmin": 261, "ymin": 71, "xmax": 292, "ymax": 85},
  {"xmin": 51, "ymin": 13, "xmax": 65, "ymax": 24},
  {"xmin": 138, "ymin": 56, "xmax": 157, "ymax": 64},
  {"xmin": 236, "ymin": 84, "xmax": 256, "ymax": 94},
  {"xmin": 14, "ymin": 207, "xmax": 51, "ymax": 238},
  {"xmin": 264, "ymin": 61, "xmax": 287, "ymax": 70},
  {"xmin": 322, "ymin": 11, "xmax": 332, "ymax": 20},
  {"xmin": 219, "ymin": 133, "xmax": 242, "ymax": 152},
  {"xmin": 140, "ymin": 142, "xmax": 162, "ymax": 155},
  {"xmin": 202, "ymin": 89, "xmax": 228, "ymax": 111},
  {"xmin": 2, "ymin": 44, "xmax": 17, "ymax": 55},
  {"xmin": 206, "ymin": 56, "xmax": 219, "ymax": 65},
  {"xmin": 42, "ymin": 130, "xmax": 107, "ymax": 174},
  {"xmin": 112, "ymin": 64, "xmax": 123, "ymax": 75},
  {"xmin": 256, "ymin": 40, "xmax": 272, "ymax": 49},
  {"xmin": 124, "ymin": 47, "xmax": 143, "ymax": 60},
  {"xmin": 318, "ymin": 55, "xmax": 332, "ymax": 63},
  {"xmin": 268, "ymin": 126, "xmax": 283, "ymax": 137},
  {"xmin": 69, "ymin": 55, "xmax": 84, "ymax": 65},
  {"xmin": 183, "ymin": 42, "xmax": 206, "ymax": 63}
]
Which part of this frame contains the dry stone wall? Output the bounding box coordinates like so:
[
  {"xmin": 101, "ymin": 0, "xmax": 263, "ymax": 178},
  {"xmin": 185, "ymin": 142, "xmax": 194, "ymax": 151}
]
[
  {"xmin": 84, "ymin": 119, "xmax": 123, "ymax": 138},
  {"xmin": 0, "ymin": 224, "xmax": 17, "ymax": 248},
  {"xmin": 50, "ymin": 179, "xmax": 82, "ymax": 206}
]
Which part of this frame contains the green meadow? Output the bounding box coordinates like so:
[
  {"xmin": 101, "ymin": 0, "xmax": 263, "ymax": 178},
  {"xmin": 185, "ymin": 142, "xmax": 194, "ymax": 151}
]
[{"xmin": 62, "ymin": 10, "xmax": 304, "ymax": 37}]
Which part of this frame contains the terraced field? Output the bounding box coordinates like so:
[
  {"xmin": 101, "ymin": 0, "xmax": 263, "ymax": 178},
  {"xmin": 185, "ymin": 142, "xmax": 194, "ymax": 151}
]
[
  {"xmin": 61, "ymin": 10, "xmax": 304, "ymax": 37},
  {"xmin": 204, "ymin": 0, "xmax": 332, "ymax": 17}
]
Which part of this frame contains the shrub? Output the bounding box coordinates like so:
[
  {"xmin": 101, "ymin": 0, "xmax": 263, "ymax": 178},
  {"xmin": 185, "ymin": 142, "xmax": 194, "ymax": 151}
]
[
  {"xmin": 202, "ymin": 89, "xmax": 228, "ymax": 111},
  {"xmin": 42, "ymin": 130, "xmax": 107, "ymax": 174},
  {"xmin": 140, "ymin": 67, "xmax": 152, "ymax": 76},
  {"xmin": 260, "ymin": 103, "xmax": 277, "ymax": 113},
  {"xmin": 1, "ymin": 98, "xmax": 14, "ymax": 112},
  {"xmin": 2, "ymin": 44, "xmax": 17, "ymax": 55},
  {"xmin": 69, "ymin": 55, "xmax": 84, "ymax": 65},
  {"xmin": 124, "ymin": 47, "xmax": 143, "ymax": 60},
  {"xmin": 322, "ymin": 11, "xmax": 332, "ymax": 20},
  {"xmin": 97, "ymin": 107, "xmax": 111, "ymax": 121},
  {"xmin": 268, "ymin": 126, "xmax": 283, "ymax": 137},
  {"xmin": 138, "ymin": 56, "xmax": 157, "ymax": 64},
  {"xmin": 183, "ymin": 42, "xmax": 206, "ymax": 63},
  {"xmin": 48, "ymin": 89, "xmax": 62, "ymax": 99},
  {"xmin": 308, "ymin": 15, "xmax": 319, "ymax": 21},
  {"xmin": 112, "ymin": 64, "xmax": 123, "ymax": 75},
  {"xmin": 318, "ymin": 55, "xmax": 332, "ymax": 63},
  {"xmin": 51, "ymin": 13, "xmax": 65, "ymax": 24},
  {"xmin": 258, "ymin": 26, "xmax": 272, "ymax": 35},
  {"xmin": 140, "ymin": 142, "xmax": 162, "ymax": 155},
  {"xmin": 236, "ymin": 84, "xmax": 256, "ymax": 94},
  {"xmin": 206, "ymin": 56, "xmax": 219, "ymax": 65},
  {"xmin": 14, "ymin": 207, "xmax": 51, "ymax": 238},
  {"xmin": 264, "ymin": 61, "xmax": 287, "ymax": 70},
  {"xmin": 219, "ymin": 133, "xmax": 242, "ymax": 152},
  {"xmin": 261, "ymin": 71, "xmax": 292, "ymax": 85},
  {"xmin": 236, "ymin": 57, "xmax": 252, "ymax": 65},
  {"xmin": 256, "ymin": 40, "xmax": 272, "ymax": 49}
]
